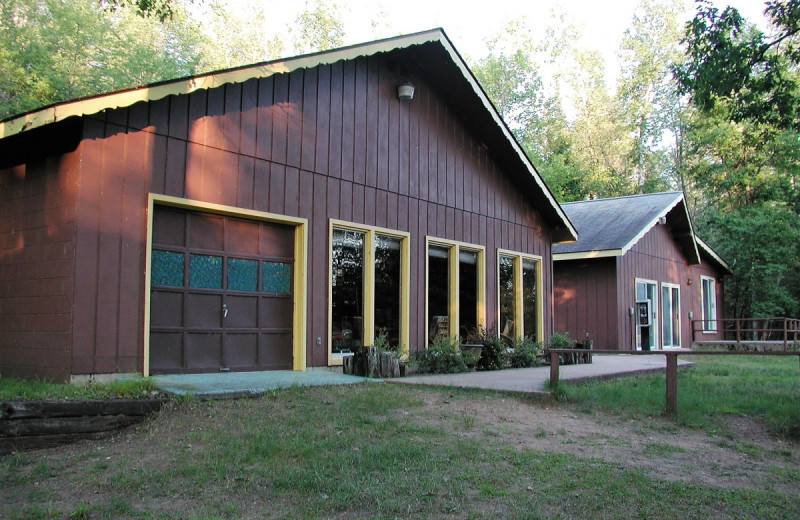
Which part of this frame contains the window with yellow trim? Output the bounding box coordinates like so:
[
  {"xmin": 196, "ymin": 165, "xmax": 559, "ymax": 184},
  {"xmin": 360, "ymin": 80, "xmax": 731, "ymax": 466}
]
[
  {"xmin": 330, "ymin": 222, "xmax": 408, "ymax": 360},
  {"xmin": 426, "ymin": 238, "xmax": 485, "ymax": 342},
  {"xmin": 497, "ymin": 251, "xmax": 542, "ymax": 342}
]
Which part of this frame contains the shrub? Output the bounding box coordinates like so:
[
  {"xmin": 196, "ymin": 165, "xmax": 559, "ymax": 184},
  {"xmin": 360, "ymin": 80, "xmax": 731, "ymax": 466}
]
[
  {"xmin": 547, "ymin": 331, "xmax": 573, "ymax": 350},
  {"xmin": 466, "ymin": 325, "xmax": 506, "ymax": 371},
  {"xmin": 508, "ymin": 336, "xmax": 543, "ymax": 368},
  {"xmin": 412, "ymin": 336, "xmax": 470, "ymax": 374}
]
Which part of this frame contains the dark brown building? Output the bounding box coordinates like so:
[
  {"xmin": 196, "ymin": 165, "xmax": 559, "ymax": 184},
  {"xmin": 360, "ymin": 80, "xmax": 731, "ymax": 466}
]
[
  {"xmin": 0, "ymin": 30, "xmax": 577, "ymax": 381},
  {"xmin": 553, "ymin": 192, "xmax": 729, "ymax": 350}
]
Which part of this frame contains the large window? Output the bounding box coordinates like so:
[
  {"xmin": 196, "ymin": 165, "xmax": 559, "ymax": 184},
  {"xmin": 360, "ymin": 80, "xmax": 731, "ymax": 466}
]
[
  {"xmin": 661, "ymin": 283, "xmax": 681, "ymax": 348},
  {"xmin": 700, "ymin": 276, "xmax": 717, "ymax": 332},
  {"xmin": 329, "ymin": 221, "xmax": 408, "ymax": 363},
  {"xmin": 497, "ymin": 250, "xmax": 542, "ymax": 342},
  {"xmin": 426, "ymin": 238, "xmax": 484, "ymax": 342}
]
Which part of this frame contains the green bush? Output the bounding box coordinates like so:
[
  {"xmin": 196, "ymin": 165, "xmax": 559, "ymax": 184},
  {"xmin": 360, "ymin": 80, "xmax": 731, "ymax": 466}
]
[
  {"xmin": 466, "ymin": 325, "xmax": 506, "ymax": 371},
  {"xmin": 508, "ymin": 336, "xmax": 543, "ymax": 368},
  {"xmin": 546, "ymin": 331, "xmax": 573, "ymax": 350},
  {"xmin": 412, "ymin": 336, "xmax": 470, "ymax": 374}
]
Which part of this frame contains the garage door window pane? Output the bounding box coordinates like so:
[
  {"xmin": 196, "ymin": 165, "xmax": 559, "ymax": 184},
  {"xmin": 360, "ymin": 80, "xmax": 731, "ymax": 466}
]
[
  {"xmin": 262, "ymin": 262, "xmax": 292, "ymax": 294},
  {"xmin": 151, "ymin": 250, "xmax": 184, "ymax": 287},
  {"xmin": 227, "ymin": 258, "xmax": 258, "ymax": 291},
  {"xmin": 189, "ymin": 254, "xmax": 222, "ymax": 289}
]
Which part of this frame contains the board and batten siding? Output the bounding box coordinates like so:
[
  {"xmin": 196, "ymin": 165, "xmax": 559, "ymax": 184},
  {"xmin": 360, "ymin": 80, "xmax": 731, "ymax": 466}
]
[
  {"xmin": 617, "ymin": 223, "xmax": 694, "ymax": 350},
  {"xmin": 67, "ymin": 51, "xmax": 553, "ymax": 373},
  {"xmin": 0, "ymin": 150, "xmax": 80, "ymax": 380},
  {"xmin": 553, "ymin": 257, "xmax": 617, "ymax": 349}
]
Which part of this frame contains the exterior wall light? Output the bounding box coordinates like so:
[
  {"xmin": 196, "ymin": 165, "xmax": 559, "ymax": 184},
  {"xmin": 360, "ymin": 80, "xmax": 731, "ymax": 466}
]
[
  {"xmin": 658, "ymin": 216, "xmax": 667, "ymax": 225},
  {"xmin": 397, "ymin": 82, "xmax": 415, "ymax": 100}
]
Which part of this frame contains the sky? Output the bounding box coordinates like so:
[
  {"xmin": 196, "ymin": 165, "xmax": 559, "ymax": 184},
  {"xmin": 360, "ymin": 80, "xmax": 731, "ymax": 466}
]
[{"xmin": 234, "ymin": 0, "xmax": 770, "ymax": 91}]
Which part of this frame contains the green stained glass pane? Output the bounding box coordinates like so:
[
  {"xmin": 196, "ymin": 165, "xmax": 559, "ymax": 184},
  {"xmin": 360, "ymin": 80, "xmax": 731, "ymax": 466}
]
[
  {"xmin": 227, "ymin": 257, "xmax": 258, "ymax": 291},
  {"xmin": 262, "ymin": 262, "xmax": 291, "ymax": 294},
  {"xmin": 151, "ymin": 250, "xmax": 184, "ymax": 287},
  {"xmin": 189, "ymin": 254, "xmax": 222, "ymax": 289}
]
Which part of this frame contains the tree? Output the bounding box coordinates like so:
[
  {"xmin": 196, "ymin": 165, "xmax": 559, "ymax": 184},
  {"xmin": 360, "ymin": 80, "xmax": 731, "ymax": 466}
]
[
  {"xmin": 0, "ymin": 0, "xmax": 201, "ymax": 120},
  {"xmin": 617, "ymin": 0, "xmax": 687, "ymax": 193},
  {"xmin": 676, "ymin": 0, "xmax": 800, "ymax": 130},
  {"xmin": 292, "ymin": 1, "xmax": 345, "ymax": 55},
  {"xmin": 471, "ymin": 21, "xmax": 587, "ymax": 201}
]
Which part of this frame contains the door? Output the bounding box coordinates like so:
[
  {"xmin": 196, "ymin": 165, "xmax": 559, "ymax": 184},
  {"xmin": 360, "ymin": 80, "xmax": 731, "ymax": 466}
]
[
  {"xmin": 661, "ymin": 283, "xmax": 681, "ymax": 348},
  {"xmin": 149, "ymin": 206, "xmax": 295, "ymax": 374},
  {"xmin": 635, "ymin": 279, "xmax": 658, "ymax": 350}
]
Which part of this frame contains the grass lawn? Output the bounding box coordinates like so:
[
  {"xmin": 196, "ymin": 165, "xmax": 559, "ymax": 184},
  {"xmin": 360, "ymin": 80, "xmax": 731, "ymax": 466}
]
[{"xmin": 1, "ymin": 356, "xmax": 798, "ymax": 519}]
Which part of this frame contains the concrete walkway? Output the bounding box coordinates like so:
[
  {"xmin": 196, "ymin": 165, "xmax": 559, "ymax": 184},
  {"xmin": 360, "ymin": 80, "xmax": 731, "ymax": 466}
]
[
  {"xmin": 152, "ymin": 370, "xmax": 378, "ymax": 398},
  {"xmin": 390, "ymin": 354, "xmax": 693, "ymax": 394},
  {"xmin": 152, "ymin": 355, "xmax": 691, "ymax": 398}
]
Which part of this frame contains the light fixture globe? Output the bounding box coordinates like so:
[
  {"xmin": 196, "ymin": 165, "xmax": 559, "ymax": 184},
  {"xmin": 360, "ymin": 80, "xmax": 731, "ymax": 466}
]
[{"xmin": 397, "ymin": 82, "xmax": 415, "ymax": 100}]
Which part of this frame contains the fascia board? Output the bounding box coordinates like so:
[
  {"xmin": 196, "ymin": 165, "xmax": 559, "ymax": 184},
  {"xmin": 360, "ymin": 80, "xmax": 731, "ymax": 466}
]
[{"xmin": 553, "ymin": 249, "xmax": 623, "ymax": 261}]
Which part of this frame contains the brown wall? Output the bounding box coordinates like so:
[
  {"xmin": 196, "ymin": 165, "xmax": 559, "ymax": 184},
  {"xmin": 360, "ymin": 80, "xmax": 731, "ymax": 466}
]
[
  {"xmin": 553, "ymin": 257, "xmax": 617, "ymax": 348},
  {"xmin": 60, "ymin": 52, "xmax": 554, "ymax": 374},
  {"xmin": 0, "ymin": 152, "xmax": 79, "ymax": 380},
  {"xmin": 554, "ymin": 223, "xmax": 727, "ymax": 351}
]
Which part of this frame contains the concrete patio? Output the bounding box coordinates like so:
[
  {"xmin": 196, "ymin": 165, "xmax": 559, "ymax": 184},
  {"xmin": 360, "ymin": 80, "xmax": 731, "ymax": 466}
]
[{"xmin": 152, "ymin": 354, "xmax": 691, "ymax": 398}]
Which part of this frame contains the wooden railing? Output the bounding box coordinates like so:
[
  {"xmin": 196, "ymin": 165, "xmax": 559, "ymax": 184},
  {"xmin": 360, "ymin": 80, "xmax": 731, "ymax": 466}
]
[{"xmin": 691, "ymin": 317, "xmax": 800, "ymax": 350}]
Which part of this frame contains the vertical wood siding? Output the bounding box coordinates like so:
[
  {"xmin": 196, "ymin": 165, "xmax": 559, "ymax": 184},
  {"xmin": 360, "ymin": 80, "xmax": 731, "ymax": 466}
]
[
  {"xmin": 60, "ymin": 51, "xmax": 554, "ymax": 373},
  {"xmin": 553, "ymin": 258, "xmax": 618, "ymax": 348},
  {"xmin": 0, "ymin": 149, "xmax": 79, "ymax": 380}
]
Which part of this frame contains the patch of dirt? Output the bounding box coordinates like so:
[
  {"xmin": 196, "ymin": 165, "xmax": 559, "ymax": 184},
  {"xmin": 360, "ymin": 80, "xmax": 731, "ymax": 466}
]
[{"xmin": 414, "ymin": 391, "xmax": 800, "ymax": 496}]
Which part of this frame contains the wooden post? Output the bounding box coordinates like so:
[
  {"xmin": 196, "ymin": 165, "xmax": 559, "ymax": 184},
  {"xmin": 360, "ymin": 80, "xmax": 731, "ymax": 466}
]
[
  {"xmin": 549, "ymin": 351, "xmax": 560, "ymax": 387},
  {"xmin": 665, "ymin": 352, "xmax": 678, "ymax": 415}
]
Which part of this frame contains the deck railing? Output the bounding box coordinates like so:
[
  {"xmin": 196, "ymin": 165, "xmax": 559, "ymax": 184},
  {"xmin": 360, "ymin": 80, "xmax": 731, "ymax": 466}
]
[{"xmin": 691, "ymin": 317, "xmax": 800, "ymax": 350}]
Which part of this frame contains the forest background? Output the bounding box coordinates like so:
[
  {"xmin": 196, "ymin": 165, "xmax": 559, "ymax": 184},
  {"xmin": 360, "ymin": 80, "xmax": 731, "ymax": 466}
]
[{"xmin": 2, "ymin": 0, "xmax": 799, "ymax": 322}]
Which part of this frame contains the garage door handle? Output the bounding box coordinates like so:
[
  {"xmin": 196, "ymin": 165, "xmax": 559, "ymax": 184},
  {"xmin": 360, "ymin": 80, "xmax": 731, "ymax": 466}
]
[{"xmin": 223, "ymin": 304, "xmax": 228, "ymax": 318}]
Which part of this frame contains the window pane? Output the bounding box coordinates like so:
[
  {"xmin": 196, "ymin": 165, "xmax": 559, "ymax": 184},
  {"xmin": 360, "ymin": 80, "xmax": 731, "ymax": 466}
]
[
  {"xmin": 499, "ymin": 255, "xmax": 515, "ymax": 338},
  {"xmin": 458, "ymin": 250, "xmax": 479, "ymax": 337},
  {"xmin": 151, "ymin": 250, "xmax": 184, "ymax": 287},
  {"xmin": 189, "ymin": 254, "xmax": 222, "ymax": 289},
  {"xmin": 661, "ymin": 286, "xmax": 671, "ymax": 346},
  {"xmin": 227, "ymin": 258, "xmax": 258, "ymax": 291},
  {"xmin": 262, "ymin": 262, "xmax": 292, "ymax": 294},
  {"xmin": 428, "ymin": 245, "xmax": 450, "ymax": 342},
  {"xmin": 374, "ymin": 235, "xmax": 402, "ymax": 346},
  {"xmin": 522, "ymin": 259, "xmax": 537, "ymax": 340},
  {"xmin": 672, "ymin": 287, "xmax": 681, "ymax": 347},
  {"xmin": 331, "ymin": 229, "xmax": 365, "ymax": 354}
]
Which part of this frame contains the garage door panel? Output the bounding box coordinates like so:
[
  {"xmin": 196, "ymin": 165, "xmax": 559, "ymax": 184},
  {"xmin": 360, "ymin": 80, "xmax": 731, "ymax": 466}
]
[
  {"xmin": 186, "ymin": 333, "xmax": 222, "ymax": 368},
  {"xmin": 225, "ymin": 295, "xmax": 258, "ymax": 328},
  {"xmin": 227, "ymin": 219, "xmax": 260, "ymax": 256},
  {"xmin": 260, "ymin": 297, "xmax": 293, "ymax": 328},
  {"xmin": 259, "ymin": 333, "xmax": 293, "ymax": 369},
  {"xmin": 260, "ymin": 224, "xmax": 294, "ymax": 258},
  {"xmin": 185, "ymin": 293, "xmax": 223, "ymax": 328},
  {"xmin": 150, "ymin": 291, "xmax": 183, "ymax": 327},
  {"xmin": 225, "ymin": 333, "xmax": 258, "ymax": 368},
  {"xmin": 152, "ymin": 207, "xmax": 186, "ymax": 247},
  {"xmin": 189, "ymin": 213, "xmax": 224, "ymax": 250},
  {"xmin": 150, "ymin": 332, "xmax": 183, "ymax": 371}
]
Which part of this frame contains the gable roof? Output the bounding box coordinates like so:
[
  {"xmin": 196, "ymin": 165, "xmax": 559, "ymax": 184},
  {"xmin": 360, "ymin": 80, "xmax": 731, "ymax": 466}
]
[
  {"xmin": 0, "ymin": 28, "xmax": 577, "ymax": 243},
  {"xmin": 552, "ymin": 192, "xmax": 700, "ymax": 264}
]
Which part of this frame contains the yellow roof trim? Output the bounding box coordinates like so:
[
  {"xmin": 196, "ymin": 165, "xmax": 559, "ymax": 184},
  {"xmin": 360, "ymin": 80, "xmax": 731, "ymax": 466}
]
[{"xmin": 553, "ymin": 249, "xmax": 623, "ymax": 261}]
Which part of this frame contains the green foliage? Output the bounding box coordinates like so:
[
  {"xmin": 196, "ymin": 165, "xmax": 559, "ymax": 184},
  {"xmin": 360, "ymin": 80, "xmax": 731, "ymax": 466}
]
[
  {"xmin": 508, "ymin": 336, "xmax": 544, "ymax": 368},
  {"xmin": 412, "ymin": 336, "xmax": 470, "ymax": 374},
  {"xmin": 0, "ymin": 0, "xmax": 201, "ymax": 120},
  {"xmin": 547, "ymin": 331, "xmax": 573, "ymax": 350},
  {"xmin": 0, "ymin": 377, "xmax": 160, "ymax": 401},
  {"xmin": 464, "ymin": 325, "xmax": 506, "ymax": 371},
  {"xmin": 676, "ymin": 0, "xmax": 800, "ymax": 130}
]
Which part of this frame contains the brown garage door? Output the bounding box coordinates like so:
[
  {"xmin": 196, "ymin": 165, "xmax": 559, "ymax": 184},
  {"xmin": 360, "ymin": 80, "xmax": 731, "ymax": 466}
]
[{"xmin": 149, "ymin": 206, "xmax": 294, "ymax": 374}]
